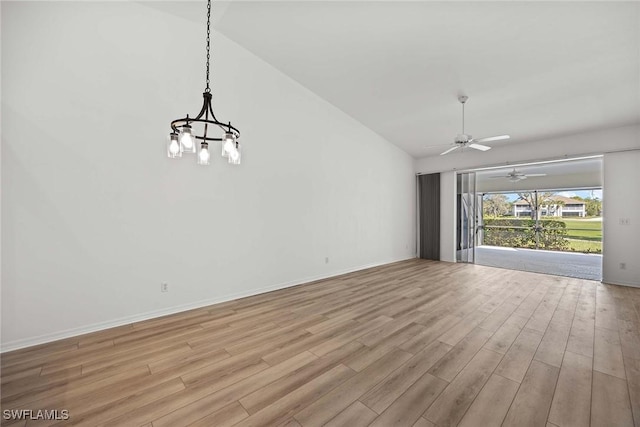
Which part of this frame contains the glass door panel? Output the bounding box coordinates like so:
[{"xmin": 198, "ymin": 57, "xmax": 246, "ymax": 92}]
[{"xmin": 457, "ymin": 172, "xmax": 478, "ymax": 263}]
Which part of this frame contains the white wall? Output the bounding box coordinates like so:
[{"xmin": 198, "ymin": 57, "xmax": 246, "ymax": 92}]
[
  {"xmin": 416, "ymin": 124, "xmax": 640, "ymax": 288},
  {"xmin": 603, "ymin": 151, "xmax": 640, "ymax": 287},
  {"xmin": 1, "ymin": 2, "xmax": 415, "ymax": 350}
]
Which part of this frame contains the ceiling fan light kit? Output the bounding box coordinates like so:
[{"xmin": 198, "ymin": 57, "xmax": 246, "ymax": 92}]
[
  {"xmin": 439, "ymin": 95, "xmax": 510, "ymax": 156},
  {"xmin": 167, "ymin": 0, "xmax": 242, "ymax": 166},
  {"xmin": 488, "ymin": 168, "xmax": 547, "ymax": 182}
]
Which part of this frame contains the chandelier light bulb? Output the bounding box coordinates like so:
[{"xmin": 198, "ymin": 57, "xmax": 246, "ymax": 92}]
[
  {"xmin": 179, "ymin": 125, "xmax": 196, "ymax": 153},
  {"xmin": 198, "ymin": 142, "xmax": 211, "ymax": 165},
  {"xmin": 222, "ymin": 132, "xmax": 236, "ymax": 157},
  {"xmin": 228, "ymin": 142, "xmax": 241, "ymax": 165},
  {"xmin": 167, "ymin": 133, "xmax": 182, "ymax": 158},
  {"xmin": 169, "ymin": 140, "xmax": 180, "ymax": 154}
]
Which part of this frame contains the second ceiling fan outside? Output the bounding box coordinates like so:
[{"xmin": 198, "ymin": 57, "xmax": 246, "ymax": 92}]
[
  {"xmin": 488, "ymin": 168, "xmax": 547, "ymax": 182},
  {"xmin": 440, "ymin": 95, "xmax": 510, "ymax": 156}
]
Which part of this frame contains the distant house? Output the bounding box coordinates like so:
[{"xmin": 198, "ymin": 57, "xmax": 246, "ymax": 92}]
[{"xmin": 513, "ymin": 195, "xmax": 586, "ymax": 218}]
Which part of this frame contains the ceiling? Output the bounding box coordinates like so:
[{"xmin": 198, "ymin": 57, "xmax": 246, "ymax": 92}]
[
  {"xmin": 148, "ymin": 1, "xmax": 640, "ymax": 158},
  {"xmin": 475, "ymin": 157, "xmax": 603, "ymax": 193},
  {"xmin": 476, "ymin": 156, "xmax": 602, "ymax": 177}
]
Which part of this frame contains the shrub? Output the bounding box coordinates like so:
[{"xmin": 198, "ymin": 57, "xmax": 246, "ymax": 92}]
[{"xmin": 483, "ymin": 218, "xmax": 569, "ymax": 251}]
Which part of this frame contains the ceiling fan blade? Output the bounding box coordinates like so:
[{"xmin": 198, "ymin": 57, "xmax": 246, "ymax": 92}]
[
  {"xmin": 488, "ymin": 175, "xmax": 509, "ymax": 179},
  {"xmin": 524, "ymin": 173, "xmax": 547, "ymax": 177},
  {"xmin": 468, "ymin": 143, "xmax": 491, "ymax": 151},
  {"xmin": 473, "ymin": 135, "xmax": 510, "ymax": 143},
  {"xmin": 440, "ymin": 146, "xmax": 460, "ymax": 156}
]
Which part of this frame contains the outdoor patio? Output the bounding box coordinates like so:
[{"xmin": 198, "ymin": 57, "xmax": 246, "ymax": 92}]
[{"xmin": 475, "ymin": 245, "xmax": 602, "ymax": 281}]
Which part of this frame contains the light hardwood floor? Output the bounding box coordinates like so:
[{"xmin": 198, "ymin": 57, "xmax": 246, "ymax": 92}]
[{"xmin": 1, "ymin": 259, "xmax": 639, "ymax": 427}]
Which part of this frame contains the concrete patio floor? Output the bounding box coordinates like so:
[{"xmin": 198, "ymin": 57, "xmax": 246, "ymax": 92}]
[{"xmin": 475, "ymin": 245, "xmax": 602, "ymax": 281}]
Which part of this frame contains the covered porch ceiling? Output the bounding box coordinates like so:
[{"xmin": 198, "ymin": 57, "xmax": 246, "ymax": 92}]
[{"xmin": 475, "ymin": 157, "xmax": 603, "ymax": 193}]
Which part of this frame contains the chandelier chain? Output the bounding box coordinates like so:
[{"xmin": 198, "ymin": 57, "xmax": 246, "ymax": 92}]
[{"xmin": 205, "ymin": 0, "xmax": 211, "ymax": 93}]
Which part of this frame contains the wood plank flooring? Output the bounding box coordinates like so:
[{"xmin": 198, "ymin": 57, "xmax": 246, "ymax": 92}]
[{"xmin": 1, "ymin": 259, "xmax": 639, "ymax": 426}]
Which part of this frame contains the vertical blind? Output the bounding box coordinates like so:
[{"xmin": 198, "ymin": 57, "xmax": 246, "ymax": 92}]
[{"xmin": 418, "ymin": 173, "xmax": 440, "ymax": 260}]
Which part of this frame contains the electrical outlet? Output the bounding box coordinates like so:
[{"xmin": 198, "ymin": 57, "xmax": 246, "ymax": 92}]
[
  {"xmin": 620, "ymin": 263, "xmax": 626, "ymax": 270},
  {"xmin": 619, "ymin": 218, "xmax": 631, "ymax": 226},
  {"xmin": 325, "ymin": 257, "xmax": 329, "ymax": 264},
  {"xmin": 160, "ymin": 283, "xmax": 169, "ymax": 292}
]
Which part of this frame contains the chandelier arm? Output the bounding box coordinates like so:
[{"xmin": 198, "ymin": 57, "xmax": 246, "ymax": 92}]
[
  {"xmin": 229, "ymin": 126, "xmax": 240, "ymax": 137},
  {"xmin": 196, "ymin": 135, "xmax": 223, "ymax": 142},
  {"xmin": 171, "ymin": 117, "xmax": 238, "ymax": 129},
  {"xmin": 223, "ymin": 119, "xmax": 240, "ymax": 137},
  {"xmin": 170, "ymin": 117, "xmax": 240, "ymax": 139},
  {"xmin": 203, "ymin": 99, "xmax": 210, "ymax": 142},
  {"xmin": 192, "ymin": 93, "xmax": 211, "ymax": 121},
  {"xmin": 170, "ymin": 120, "xmax": 184, "ymax": 133},
  {"xmin": 207, "ymin": 102, "xmax": 240, "ymax": 138},
  {"xmin": 207, "ymin": 97, "xmax": 219, "ymax": 123}
]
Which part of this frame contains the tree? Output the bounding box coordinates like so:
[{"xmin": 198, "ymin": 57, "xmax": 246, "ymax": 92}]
[
  {"xmin": 483, "ymin": 194, "xmax": 512, "ymax": 217},
  {"xmin": 584, "ymin": 197, "xmax": 602, "ymax": 217},
  {"xmin": 516, "ymin": 192, "xmax": 558, "ymax": 220}
]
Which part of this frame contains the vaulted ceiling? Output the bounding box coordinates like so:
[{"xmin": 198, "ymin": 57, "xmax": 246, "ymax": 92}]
[{"xmin": 147, "ymin": 1, "xmax": 640, "ymax": 158}]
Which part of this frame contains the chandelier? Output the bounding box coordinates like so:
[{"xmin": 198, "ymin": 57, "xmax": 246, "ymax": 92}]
[{"xmin": 167, "ymin": 0, "xmax": 241, "ymax": 165}]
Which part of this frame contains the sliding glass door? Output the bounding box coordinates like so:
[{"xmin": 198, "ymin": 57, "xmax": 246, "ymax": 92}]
[{"xmin": 457, "ymin": 172, "xmax": 479, "ymax": 263}]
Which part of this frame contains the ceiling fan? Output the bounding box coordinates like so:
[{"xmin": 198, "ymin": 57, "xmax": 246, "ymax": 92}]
[
  {"xmin": 440, "ymin": 95, "xmax": 510, "ymax": 156},
  {"xmin": 488, "ymin": 168, "xmax": 547, "ymax": 182}
]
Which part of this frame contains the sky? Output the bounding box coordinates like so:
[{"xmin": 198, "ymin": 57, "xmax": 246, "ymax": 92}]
[
  {"xmin": 503, "ymin": 189, "xmax": 602, "ymax": 202},
  {"xmin": 557, "ymin": 189, "xmax": 602, "ymax": 199}
]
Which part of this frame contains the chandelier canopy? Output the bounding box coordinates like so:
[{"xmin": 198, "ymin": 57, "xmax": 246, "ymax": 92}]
[{"xmin": 167, "ymin": 0, "xmax": 241, "ymax": 165}]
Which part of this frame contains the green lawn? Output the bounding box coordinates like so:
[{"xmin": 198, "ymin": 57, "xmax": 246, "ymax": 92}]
[
  {"xmin": 490, "ymin": 217, "xmax": 602, "ymax": 240},
  {"xmin": 562, "ymin": 219, "xmax": 602, "ymax": 241},
  {"xmin": 566, "ymin": 239, "xmax": 602, "ymax": 253}
]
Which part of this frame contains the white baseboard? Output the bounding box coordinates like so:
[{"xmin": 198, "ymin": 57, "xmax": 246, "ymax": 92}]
[
  {"xmin": 1, "ymin": 256, "xmax": 415, "ymax": 353},
  {"xmin": 601, "ymin": 278, "xmax": 640, "ymax": 288}
]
